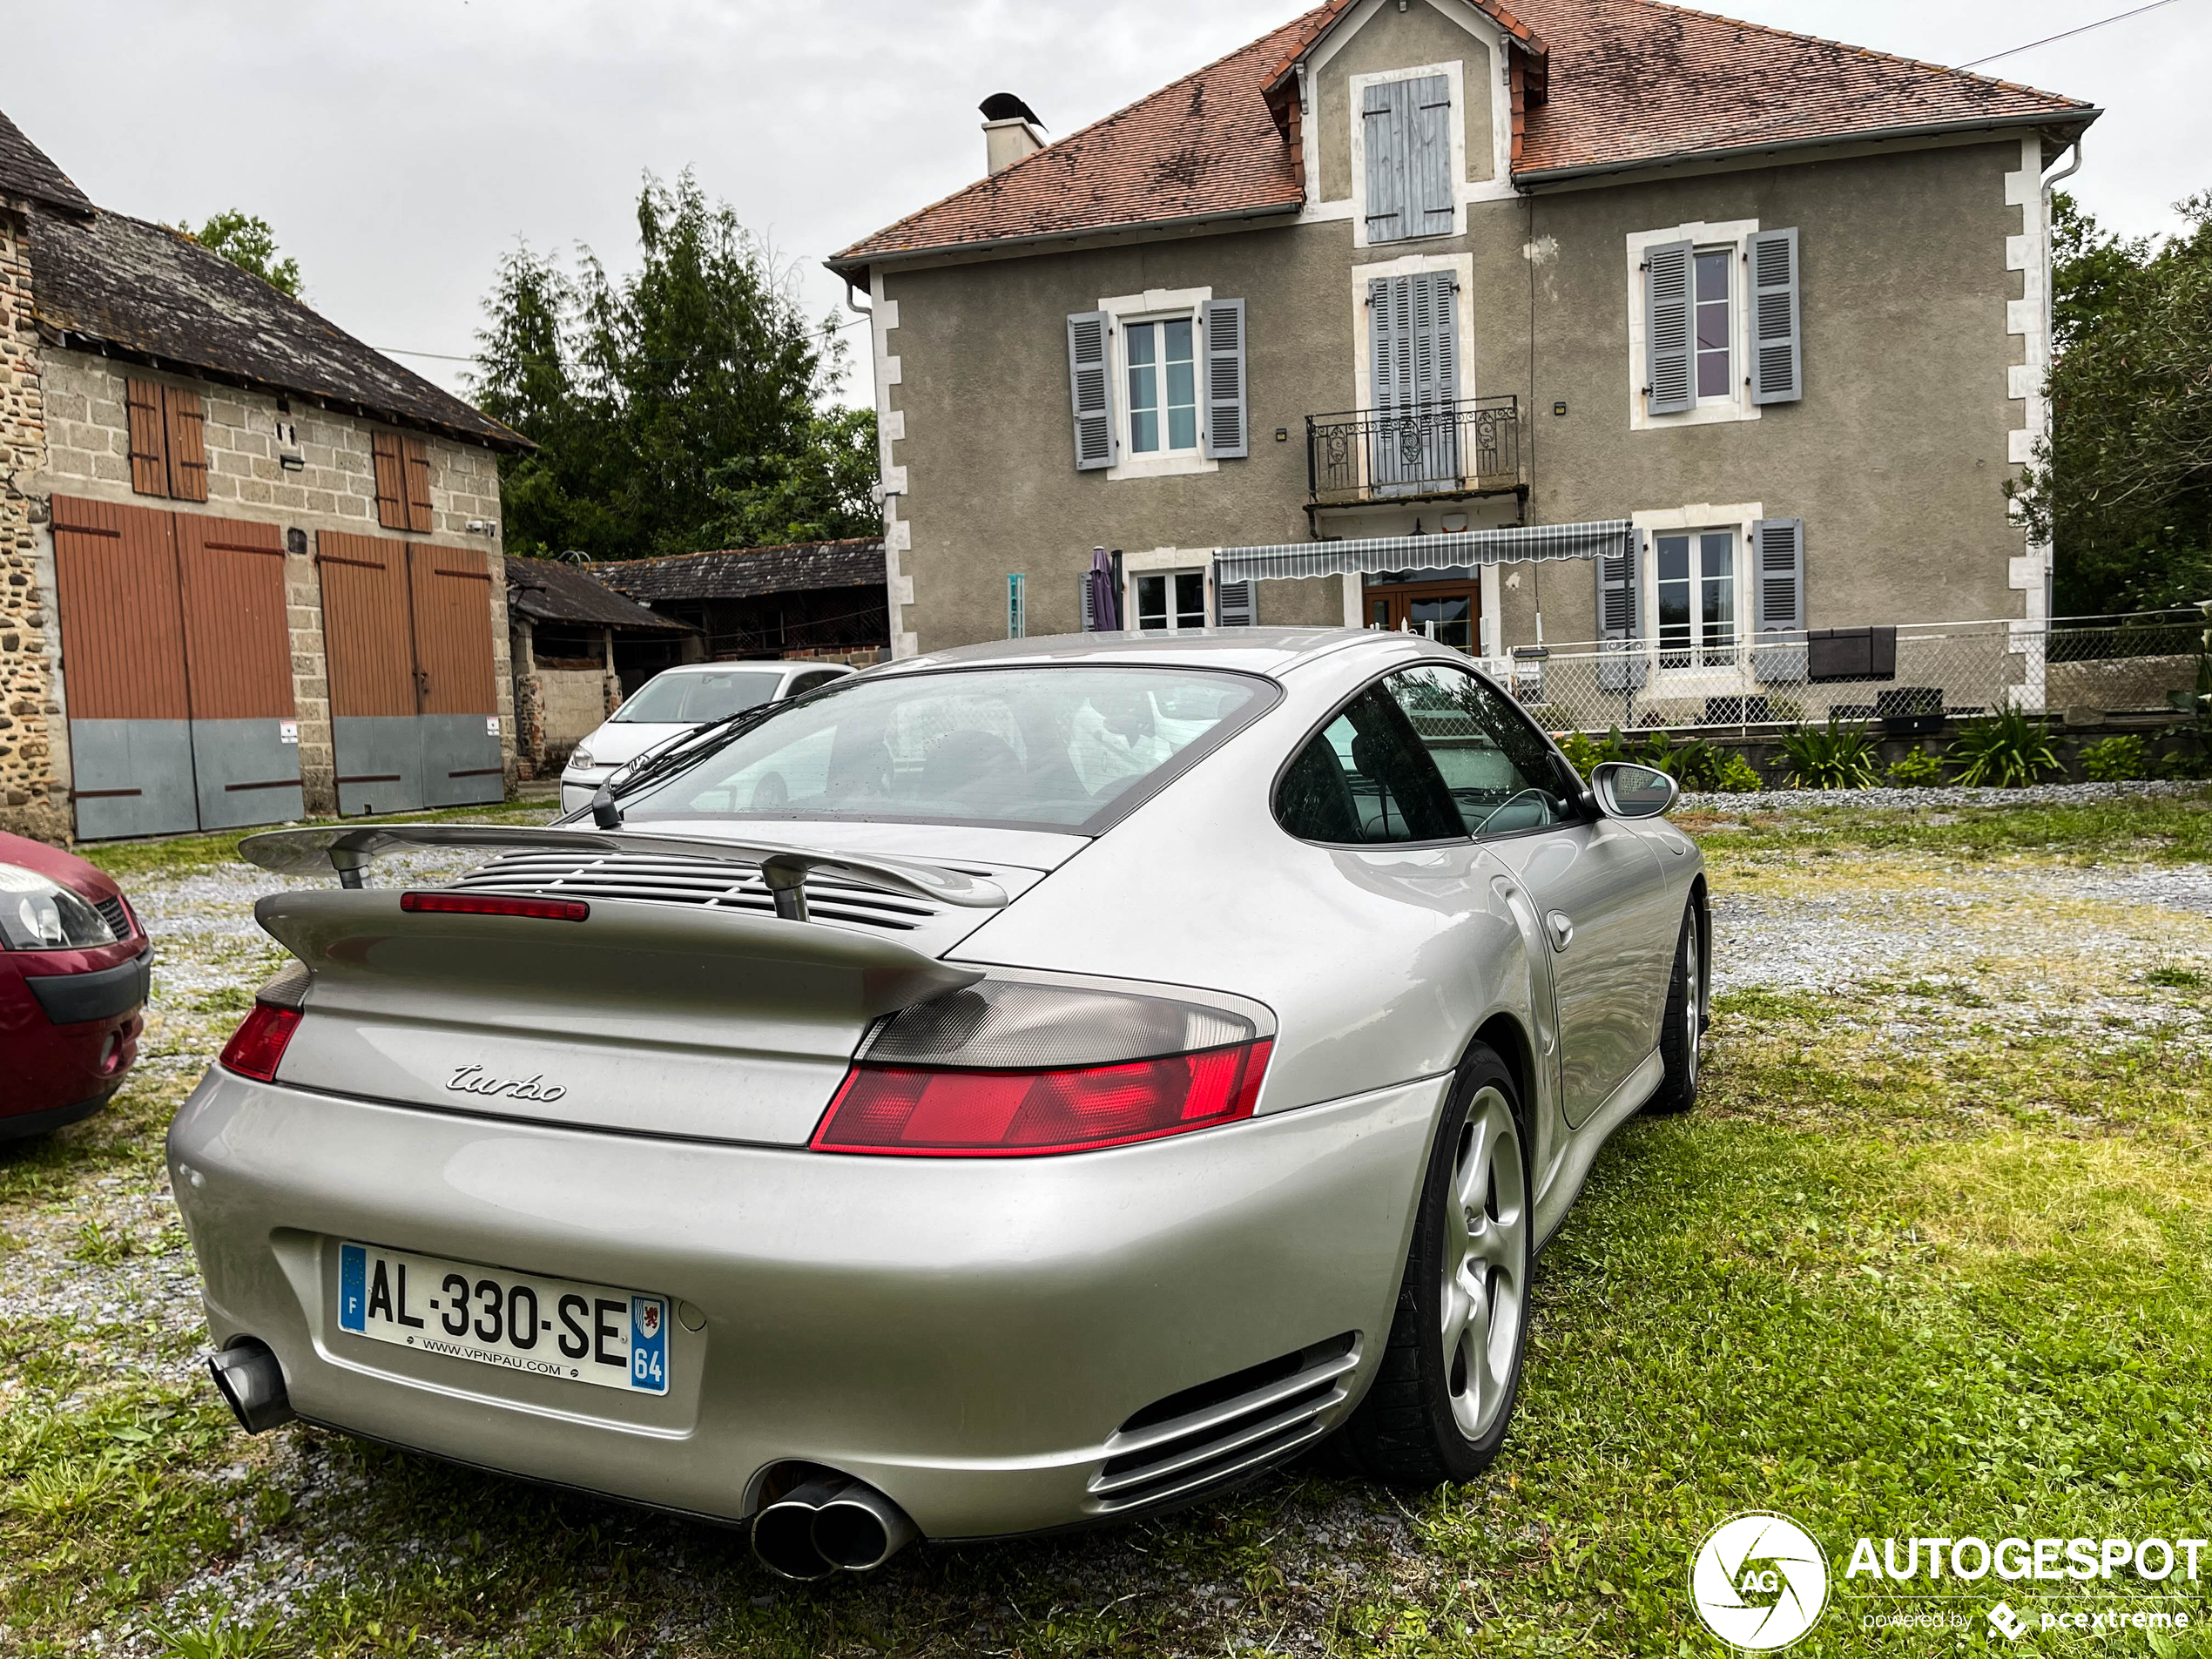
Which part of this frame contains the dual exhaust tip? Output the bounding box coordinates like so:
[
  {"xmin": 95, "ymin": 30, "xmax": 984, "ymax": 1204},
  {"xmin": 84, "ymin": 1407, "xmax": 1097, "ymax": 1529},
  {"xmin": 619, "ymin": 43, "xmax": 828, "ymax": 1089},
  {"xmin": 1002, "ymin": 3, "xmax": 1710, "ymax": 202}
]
[
  {"xmin": 752, "ymin": 1475, "xmax": 918, "ymax": 1579},
  {"xmin": 210, "ymin": 1341, "xmax": 915, "ymax": 1579}
]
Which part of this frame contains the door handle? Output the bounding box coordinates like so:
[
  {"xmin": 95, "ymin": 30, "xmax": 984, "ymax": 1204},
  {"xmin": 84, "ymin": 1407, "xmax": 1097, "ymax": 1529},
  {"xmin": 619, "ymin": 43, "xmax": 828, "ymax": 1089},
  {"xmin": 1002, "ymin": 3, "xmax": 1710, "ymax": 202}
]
[{"xmin": 1546, "ymin": 910, "xmax": 1574, "ymax": 951}]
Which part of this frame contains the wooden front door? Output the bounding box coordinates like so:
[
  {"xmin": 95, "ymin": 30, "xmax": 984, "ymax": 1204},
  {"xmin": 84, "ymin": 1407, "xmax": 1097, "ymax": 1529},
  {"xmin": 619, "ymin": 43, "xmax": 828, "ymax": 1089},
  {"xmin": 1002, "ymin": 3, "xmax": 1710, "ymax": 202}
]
[{"xmin": 1364, "ymin": 579, "xmax": 1480, "ymax": 654}]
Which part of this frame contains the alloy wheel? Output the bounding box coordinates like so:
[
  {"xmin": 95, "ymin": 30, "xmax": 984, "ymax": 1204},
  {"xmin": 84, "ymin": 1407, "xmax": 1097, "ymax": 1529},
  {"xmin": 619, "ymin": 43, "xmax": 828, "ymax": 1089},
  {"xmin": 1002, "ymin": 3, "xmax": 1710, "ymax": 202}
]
[{"xmin": 1439, "ymin": 1085, "xmax": 1527, "ymax": 1441}]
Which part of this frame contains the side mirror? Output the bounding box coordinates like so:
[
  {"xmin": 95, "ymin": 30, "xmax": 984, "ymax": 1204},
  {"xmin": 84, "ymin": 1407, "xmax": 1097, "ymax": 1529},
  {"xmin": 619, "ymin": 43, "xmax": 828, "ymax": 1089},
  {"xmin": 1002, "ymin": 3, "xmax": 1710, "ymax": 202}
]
[{"xmin": 1589, "ymin": 761, "xmax": 1678, "ymax": 819}]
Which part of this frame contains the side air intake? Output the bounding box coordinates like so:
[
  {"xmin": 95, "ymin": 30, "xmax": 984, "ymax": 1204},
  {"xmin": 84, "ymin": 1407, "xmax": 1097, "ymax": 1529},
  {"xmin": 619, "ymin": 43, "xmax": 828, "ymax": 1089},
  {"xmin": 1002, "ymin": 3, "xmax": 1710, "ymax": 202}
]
[{"xmin": 1087, "ymin": 1333, "xmax": 1359, "ymax": 1514}]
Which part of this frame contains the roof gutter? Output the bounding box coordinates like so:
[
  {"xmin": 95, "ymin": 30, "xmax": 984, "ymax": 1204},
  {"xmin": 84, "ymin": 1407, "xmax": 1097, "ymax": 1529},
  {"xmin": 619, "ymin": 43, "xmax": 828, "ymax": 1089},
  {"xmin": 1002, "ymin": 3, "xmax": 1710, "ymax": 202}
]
[
  {"xmin": 826, "ymin": 199, "xmax": 1303, "ymax": 280},
  {"xmin": 1513, "ymin": 108, "xmax": 2102, "ymax": 189}
]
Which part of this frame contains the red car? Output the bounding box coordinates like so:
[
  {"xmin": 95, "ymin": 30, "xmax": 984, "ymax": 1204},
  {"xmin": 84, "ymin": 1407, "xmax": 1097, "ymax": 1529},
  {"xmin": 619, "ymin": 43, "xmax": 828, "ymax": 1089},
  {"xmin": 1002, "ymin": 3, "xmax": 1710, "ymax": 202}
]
[{"xmin": 1, "ymin": 832, "xmax": 150, "ymax": 1140}]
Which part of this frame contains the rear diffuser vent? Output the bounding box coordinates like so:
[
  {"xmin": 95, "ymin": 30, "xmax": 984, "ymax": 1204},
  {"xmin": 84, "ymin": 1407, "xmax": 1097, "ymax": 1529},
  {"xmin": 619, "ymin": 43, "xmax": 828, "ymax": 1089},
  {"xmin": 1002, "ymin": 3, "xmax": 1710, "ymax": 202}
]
[
  {"xmin": 449, "ymin": 851, "xmax": 941, "ymax": 934},
  {"xmin": 1088, "ymin": 1332, "xmax": 1359, "ymax": 1514}
]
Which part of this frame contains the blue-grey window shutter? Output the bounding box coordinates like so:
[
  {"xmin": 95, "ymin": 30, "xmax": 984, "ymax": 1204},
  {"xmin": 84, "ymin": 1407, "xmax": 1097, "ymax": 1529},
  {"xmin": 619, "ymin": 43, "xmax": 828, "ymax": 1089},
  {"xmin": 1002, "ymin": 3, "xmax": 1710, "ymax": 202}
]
[
  {"xmin": 1362, "ymin": 81, "xmax": 1405, "ymax": 244},
  {"xmin": 1201, "ymin": 298, "xmax": 1247, "ymax": 460},
  {"xmin": 1748, "ymin": 228, "xmax": 1801, "ymax": 405},
  {"xmin": 1751, "ymin": 517, "xmax": 1807, "ymax": 682},
  {"xmin": 1413, "ymin": 271, "xmax": 1458, "ymax": 404},
  {"xmin": 1216, "ymin": 577, "xmax": 1254, "ymax": 627},
  {"xmin": 1596, "ymin": 538, "xmax": 1649, "ymax": 691},
  {"xmin": 1410, "ymin": 75, "xmax": 1453, "ymax": 238},
  {"xmin": 1370, "ymin": 278, "xmax": 1401, "ymax": 414},
  {"xmin": 1067, "ymin": 311, "xmax": 1115, "ymax": 469},
  {"xmin": 1643, "ymin": 240, "xmax": 1695, "ymax": 416}
]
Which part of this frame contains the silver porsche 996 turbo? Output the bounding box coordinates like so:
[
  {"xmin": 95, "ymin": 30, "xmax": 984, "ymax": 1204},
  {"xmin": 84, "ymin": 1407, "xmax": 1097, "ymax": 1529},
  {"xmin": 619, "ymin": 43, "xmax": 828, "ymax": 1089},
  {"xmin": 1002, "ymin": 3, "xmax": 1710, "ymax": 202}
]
[{"xmin": 170, "ymin": 627, "xmax": 1707, "ymax": 1580}]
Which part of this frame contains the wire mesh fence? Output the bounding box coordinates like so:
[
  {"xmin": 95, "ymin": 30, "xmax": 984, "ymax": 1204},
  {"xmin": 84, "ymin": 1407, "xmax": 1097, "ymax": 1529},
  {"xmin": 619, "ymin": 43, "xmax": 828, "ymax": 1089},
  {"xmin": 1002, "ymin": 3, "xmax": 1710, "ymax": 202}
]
[{"xmin": 1455, "ymin": 611, "xmax": 2205, "ymax": 735}]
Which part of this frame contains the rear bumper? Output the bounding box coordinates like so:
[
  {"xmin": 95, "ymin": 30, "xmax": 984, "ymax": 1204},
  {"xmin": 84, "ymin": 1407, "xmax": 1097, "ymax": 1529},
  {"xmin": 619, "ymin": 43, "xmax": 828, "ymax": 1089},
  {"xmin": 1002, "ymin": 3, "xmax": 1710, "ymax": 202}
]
[{"xmin": 168, "ymin": 1068, "xmax": 1442, "ymax": 1538}]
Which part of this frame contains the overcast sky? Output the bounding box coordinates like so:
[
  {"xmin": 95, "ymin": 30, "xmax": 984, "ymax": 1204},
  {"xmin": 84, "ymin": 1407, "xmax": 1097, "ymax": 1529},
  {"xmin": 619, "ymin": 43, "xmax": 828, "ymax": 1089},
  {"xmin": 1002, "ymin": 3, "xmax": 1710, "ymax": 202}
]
[{"xmin": 10, "ymin": 0, "xmax": 2206, "ymax": 408}]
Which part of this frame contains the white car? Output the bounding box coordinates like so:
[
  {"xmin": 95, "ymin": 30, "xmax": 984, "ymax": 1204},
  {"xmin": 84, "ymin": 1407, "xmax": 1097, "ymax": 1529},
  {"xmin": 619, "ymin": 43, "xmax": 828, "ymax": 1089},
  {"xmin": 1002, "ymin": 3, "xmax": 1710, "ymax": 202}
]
[{"xmin": 559, "ymin": 661, "xmax": 854, "ymax": 816}]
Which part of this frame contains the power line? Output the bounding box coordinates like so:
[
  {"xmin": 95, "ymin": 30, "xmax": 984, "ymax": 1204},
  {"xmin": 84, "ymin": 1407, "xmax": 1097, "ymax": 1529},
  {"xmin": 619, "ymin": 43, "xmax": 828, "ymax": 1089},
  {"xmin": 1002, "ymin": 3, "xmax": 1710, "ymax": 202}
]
[
  {"xmin": 1958, "ymin": 0, "xmax": 2189, "ymax": 69},
  {"xmin": 377, "ymin": 312, "xmax": 867, "ymax": 368}
]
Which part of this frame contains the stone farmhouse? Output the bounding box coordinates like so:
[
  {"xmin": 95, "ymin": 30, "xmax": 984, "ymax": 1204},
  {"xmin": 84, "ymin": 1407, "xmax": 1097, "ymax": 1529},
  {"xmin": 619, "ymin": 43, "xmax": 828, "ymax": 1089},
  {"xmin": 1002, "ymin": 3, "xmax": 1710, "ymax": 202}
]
[
  {"xmin": 828, "ymin": 0, "xmax": 2098, "ymax": 724},
  {"xmin": 0, "ymin": 107, "xmax": 526, "ymax": 843}
]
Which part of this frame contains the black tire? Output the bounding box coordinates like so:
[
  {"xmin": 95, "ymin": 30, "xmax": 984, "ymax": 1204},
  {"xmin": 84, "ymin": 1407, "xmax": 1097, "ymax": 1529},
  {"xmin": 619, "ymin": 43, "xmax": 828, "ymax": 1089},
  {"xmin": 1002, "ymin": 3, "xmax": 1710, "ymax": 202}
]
[
  {"xmin": 1336, "ymin": 1044, "xmax": 1531, "ymax": 1486},
  {"xmin": 1644, "ymin": 900, "xmax": 1706, "ymax": 1116}
]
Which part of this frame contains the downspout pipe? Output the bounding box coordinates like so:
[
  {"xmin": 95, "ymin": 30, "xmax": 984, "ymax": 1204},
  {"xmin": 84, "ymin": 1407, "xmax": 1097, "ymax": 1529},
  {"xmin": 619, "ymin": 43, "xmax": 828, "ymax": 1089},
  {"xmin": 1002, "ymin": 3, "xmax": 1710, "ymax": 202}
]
[{"xmin": 2039, "ymin": 136, "xmax": 2083, "ymax": 618}]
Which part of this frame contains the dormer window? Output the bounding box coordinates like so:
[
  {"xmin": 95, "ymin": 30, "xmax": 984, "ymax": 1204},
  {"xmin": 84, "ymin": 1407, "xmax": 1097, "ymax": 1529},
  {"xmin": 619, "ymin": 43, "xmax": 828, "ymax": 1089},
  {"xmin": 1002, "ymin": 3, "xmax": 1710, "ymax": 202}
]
[{"xmin": 1361, "ymin": 73, "xmax": 1453, "ymax": 245}]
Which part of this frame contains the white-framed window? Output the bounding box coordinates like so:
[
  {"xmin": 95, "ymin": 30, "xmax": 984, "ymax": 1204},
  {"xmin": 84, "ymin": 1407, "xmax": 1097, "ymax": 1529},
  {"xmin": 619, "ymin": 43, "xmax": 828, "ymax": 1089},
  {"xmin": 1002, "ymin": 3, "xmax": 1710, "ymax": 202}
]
[
  {"xmin": 1087, "ymin": 286, "xmax": 1224, "ymax": 482},
  {"xmin": 1625, "ymin": 219, "xmax": 1757, "ymax": 431},
  {"xmin": 1123, "ymin": 315, "xmax": 1200, "ymax": 455},
  {"xmin": 1132, "ymin": 569, "xmax": 1209, "ymax": 633},
  {"xmin": 1626, "ymin": 219, "xmax": 1802, "ymax": 428},
  {"xmin": 1692, "ymin": 249, "xmax": 1732, "ymax": 401},
  {"xmin": 1653, "ymin": 529, "xmax": 1738, "ymax": 668}
]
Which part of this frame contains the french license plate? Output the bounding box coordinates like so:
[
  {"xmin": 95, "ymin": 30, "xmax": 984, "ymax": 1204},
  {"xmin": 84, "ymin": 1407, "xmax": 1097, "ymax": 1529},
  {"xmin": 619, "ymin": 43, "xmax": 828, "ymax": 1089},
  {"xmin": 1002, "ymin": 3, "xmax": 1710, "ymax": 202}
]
[{"xmin": 336, "ymin": 1241, "xmax": 670, "ymax": 1395}]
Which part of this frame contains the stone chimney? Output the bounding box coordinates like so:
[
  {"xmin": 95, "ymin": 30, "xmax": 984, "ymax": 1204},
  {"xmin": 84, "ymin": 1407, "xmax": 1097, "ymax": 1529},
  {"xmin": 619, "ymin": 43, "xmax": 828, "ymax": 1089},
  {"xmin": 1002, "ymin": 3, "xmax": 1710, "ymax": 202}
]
[{"xmin": 978, "ymin": 94, "xmax": 1045, "ymax": 176}]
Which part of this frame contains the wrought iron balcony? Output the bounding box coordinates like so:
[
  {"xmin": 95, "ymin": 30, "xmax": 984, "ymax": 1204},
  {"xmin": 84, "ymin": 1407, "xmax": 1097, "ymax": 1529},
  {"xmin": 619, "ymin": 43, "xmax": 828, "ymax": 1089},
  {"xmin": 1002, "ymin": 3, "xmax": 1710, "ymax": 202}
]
[{"xmin": 1306, "ymin": 395, "xmax": 1523, "ymax": 510}]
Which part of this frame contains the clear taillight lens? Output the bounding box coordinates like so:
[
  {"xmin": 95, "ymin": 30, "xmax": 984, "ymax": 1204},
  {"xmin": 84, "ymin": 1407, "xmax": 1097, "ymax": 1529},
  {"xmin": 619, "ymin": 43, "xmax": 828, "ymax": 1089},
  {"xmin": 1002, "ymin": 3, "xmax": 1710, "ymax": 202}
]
[
  {"xmin": 813, "ymin": 980, "xmax": 1272, "ymax": 1156},
  {"xmin": 219, "ymin": 1002, "xmax": 302, "ymax": 1083}
]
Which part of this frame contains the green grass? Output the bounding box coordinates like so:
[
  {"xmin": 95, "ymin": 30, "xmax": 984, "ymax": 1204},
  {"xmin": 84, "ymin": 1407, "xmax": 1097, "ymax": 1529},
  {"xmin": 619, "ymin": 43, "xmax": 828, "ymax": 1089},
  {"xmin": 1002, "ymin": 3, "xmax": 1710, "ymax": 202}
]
[
  {"xmin": 1682, "ymin": 788, "xmax": 2212, "ymax": 864},
  {"xmin": 74, "ymin": 796, "xmax": 557, "ymax": 885},
  {"xmin": 3, "ymin": 830, "xmax": 2207, "ymax": 1654}
]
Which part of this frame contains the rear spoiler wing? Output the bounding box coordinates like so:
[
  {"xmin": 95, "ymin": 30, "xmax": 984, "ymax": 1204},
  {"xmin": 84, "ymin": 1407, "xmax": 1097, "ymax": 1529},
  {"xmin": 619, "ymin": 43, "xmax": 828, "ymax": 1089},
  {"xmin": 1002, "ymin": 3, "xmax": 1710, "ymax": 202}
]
[{"xmin": 237, "ymin": 825, "xmax": 1008, "ymax": 921}]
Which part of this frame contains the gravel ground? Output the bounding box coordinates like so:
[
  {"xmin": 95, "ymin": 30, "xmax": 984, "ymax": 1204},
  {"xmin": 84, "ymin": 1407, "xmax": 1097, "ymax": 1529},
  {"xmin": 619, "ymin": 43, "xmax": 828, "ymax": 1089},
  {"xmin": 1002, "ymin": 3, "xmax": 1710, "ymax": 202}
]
[
  {"xmin": 1680, "ymin": 778, "xmax": 2204, "ymax": 812},
  {"xmin": 5, "ymin": 810, "xmax": 2209, "ymax": 1654}
]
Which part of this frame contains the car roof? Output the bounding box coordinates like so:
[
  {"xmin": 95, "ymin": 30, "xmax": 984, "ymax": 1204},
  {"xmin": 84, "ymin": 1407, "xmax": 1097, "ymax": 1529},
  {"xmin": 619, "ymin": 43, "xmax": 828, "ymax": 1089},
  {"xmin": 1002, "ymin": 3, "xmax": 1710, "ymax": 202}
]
[
  {"xmin": 647, "ymin": 661, "xmax": 849, "ymax": 678},
  {"xmin": 877, "ymin": 627, "xmax": 1385, "ymax": 678}
]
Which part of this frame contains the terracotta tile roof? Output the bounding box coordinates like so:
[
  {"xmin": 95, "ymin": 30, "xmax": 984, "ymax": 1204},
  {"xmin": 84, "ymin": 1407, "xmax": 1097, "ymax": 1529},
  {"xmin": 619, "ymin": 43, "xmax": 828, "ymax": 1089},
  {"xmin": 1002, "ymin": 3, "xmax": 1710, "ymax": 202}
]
[
  {"xmin": 831, "ymin": 10, "xmax": 1325, "ymax": 267},
  {"xmin": 1511, "ymin": 0, "xmax": 2093, "ymax": 179},
  {"xmin": 832, "ymin": 0, "xmax": 2093, "ymax": 267},
  {"xmin": 590, "ymin": 538, "xmax": 887, "ymax": 603}
]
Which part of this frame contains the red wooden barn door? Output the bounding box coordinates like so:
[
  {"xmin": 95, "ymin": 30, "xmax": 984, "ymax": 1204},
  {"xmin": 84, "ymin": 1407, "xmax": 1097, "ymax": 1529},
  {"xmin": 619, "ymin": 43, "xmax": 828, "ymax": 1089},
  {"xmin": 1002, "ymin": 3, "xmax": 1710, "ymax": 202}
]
[
  {"xmin": 317, "ymin": 531, "xmax": 425, "ymax": 816},
  {"xmin": 174, "ymin": 515, "xmax": 304, "ymax": 829},
  {"xmin": 407, "ymin": 544, "xmax": 503, "ymax": 806},
  {"xmin": 51, "ymin": 496, "xmax": 198, "ymax": 840}
]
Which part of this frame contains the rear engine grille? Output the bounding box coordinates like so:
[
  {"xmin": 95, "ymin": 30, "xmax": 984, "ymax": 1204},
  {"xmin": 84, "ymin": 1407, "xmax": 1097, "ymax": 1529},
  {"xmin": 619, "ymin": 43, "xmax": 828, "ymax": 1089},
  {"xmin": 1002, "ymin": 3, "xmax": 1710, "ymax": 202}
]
[
  {"xmin": 92, "ymin": 894, "xmax": 132, "ymax": 940},
  {"xmin": 448, "ymin": 850, "xmax": 946, "ymax": 934},
  {"xmin": 1088, "ymin": 1332, "xmax": 1359, "ymax": 1514}
]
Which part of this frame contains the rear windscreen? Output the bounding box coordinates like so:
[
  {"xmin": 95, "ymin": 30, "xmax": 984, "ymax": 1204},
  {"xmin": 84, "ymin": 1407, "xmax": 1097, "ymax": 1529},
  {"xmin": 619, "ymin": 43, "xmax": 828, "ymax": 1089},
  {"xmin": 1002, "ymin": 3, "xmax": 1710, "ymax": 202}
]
[
  {"xmin": 618, "ymin": 666, "xmax": 1266, "ymax": 833},
  {"xmin": 612, "ymin": 670, "xmax": 785, "ymax": 724}
]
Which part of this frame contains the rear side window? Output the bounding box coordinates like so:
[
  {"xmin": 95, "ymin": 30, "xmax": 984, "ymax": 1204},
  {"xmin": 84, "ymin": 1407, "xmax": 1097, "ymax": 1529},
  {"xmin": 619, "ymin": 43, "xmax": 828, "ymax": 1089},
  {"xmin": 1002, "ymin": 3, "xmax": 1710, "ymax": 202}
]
[
  {"xmin": 1386, "ymin": 664, "xmax": 1577, "ymax": 836},
  {"xmin": 1274, "ymin": 684, "xmax": 1464, "ymax": 844}
]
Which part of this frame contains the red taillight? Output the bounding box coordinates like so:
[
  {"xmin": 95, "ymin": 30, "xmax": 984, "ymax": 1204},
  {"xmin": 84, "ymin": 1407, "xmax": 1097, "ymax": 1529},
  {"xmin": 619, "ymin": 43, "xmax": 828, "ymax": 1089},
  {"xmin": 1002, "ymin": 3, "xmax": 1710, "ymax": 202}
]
[
  {"xmin": 219, "ymin": 1002, "xmax": 303, "ymax": 1083},
  {"xmin": 811, "ymin": 1039, "xmax": 1272, "ymax": 1157},
  {"xmin": 399, "ymin": 891, "xmax": 589, "ymax": 922}
]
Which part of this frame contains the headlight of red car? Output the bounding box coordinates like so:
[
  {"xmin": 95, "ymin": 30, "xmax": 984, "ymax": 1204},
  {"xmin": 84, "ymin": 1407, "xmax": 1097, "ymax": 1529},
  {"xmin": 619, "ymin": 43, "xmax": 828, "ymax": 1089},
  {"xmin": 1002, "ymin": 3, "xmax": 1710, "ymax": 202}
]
[{"xmin": 0, "ymin": 864, "xmax": 119, "ymax": 951}]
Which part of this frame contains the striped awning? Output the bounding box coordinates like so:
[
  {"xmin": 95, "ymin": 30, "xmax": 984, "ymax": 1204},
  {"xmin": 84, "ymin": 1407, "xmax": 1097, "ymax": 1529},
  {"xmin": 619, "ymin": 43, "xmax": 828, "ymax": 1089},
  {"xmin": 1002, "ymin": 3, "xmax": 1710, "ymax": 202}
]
[{"xmin": 1214, "ymin": 520, "xmax": 1633, "ymax": 584}]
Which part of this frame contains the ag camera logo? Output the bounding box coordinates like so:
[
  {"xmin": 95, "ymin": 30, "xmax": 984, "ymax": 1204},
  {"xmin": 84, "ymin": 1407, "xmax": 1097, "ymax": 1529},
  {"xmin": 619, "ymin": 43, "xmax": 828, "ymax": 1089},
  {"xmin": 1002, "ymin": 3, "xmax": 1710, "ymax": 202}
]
[{"xmin": 1690, "ymin": 1512, "xmax": 1831, "ymax": 1650}]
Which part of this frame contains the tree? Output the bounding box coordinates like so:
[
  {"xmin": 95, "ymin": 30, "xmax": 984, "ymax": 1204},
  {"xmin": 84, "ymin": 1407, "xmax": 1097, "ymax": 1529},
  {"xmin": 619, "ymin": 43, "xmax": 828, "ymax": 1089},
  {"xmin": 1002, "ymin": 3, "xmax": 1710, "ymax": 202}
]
[
  {"xmin": 470, "ymin": 172, "xmax": 877, "ymax": 562},
  {"xmin": 2014, "ymin": 192, "xmax": 2212, "ymax": 615},
  {"xmin": 175, "ymin": 210, "xmax": 302, "ymax": 298}
]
